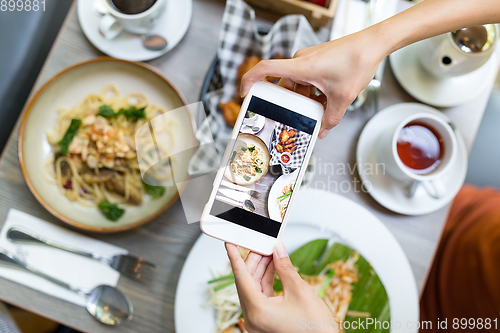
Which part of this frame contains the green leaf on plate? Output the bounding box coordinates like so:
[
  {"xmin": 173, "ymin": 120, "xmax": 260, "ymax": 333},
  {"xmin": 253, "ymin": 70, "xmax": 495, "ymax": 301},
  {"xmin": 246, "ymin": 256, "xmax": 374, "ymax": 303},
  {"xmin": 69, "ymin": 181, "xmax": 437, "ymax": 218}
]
[{"xmin": 273, "ymin": 240, "xmax": 390, "ymax": 333}]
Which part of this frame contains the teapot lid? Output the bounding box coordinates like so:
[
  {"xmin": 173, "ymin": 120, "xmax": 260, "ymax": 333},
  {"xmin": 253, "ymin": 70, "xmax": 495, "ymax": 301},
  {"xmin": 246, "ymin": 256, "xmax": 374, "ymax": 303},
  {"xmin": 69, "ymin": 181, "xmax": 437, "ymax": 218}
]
[{"xmin": 452, "ymin": 25, "xmax": 496, "ymax": 53}]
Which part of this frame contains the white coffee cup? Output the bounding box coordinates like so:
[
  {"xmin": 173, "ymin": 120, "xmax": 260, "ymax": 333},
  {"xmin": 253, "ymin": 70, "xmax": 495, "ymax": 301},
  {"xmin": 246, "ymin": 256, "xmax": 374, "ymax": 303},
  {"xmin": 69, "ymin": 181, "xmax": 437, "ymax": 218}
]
[
  {"xmin": 377, "ymin": 111, "xmax": 457, "ymax": 199},
  {"xmin": 99, "ymin": 0, "xmax": 166, "ymax": 40},
  {"xmin": 419, "ymin": 25, "xmax": 497, "ymax": 78},
  {"xmin": 244, "ymin": 112, "xmax": 257, "ymax": 127}
]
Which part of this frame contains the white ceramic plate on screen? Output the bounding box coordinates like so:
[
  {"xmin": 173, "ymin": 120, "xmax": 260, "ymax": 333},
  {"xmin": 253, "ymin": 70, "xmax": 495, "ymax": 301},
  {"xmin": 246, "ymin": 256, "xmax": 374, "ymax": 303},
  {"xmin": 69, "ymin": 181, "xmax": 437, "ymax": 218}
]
[
  {"xmin": 267, "ymin": 169, "xmax": 299, "ymax": 221},
  {"xmin": 175, "ymin": 189, "xmax": 419, "ymax": 333},
  {"xmin": 224, "ymin": 133, "xmax": 270, "ymax": 185},
  {"xmin": 77, "ymin": 0, "xmax": 192, "ymax": 61},
  {"xmin": 18, "ymin": 58, "xmax": 197, "ymax": 232},
  {"xmin": 390, "ymin": 41, "xmax": 499, "ymax": 107}
]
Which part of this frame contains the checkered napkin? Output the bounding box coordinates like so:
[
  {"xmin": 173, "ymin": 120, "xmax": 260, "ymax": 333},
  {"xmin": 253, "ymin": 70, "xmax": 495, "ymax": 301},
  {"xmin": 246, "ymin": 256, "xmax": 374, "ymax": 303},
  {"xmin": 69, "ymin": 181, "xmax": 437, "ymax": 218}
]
[
  {"xmin": 270, "ymin": 123, "xmax": 312, "ymax": 175},
  {"xmin": 188, "ymin": 0, "xmax": 320, "ymax": 176}
]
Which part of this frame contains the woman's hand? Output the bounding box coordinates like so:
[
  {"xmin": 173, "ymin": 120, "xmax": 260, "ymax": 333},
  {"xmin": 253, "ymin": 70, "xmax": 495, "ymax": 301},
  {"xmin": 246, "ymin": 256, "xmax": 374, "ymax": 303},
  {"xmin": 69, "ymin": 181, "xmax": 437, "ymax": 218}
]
[
  {"xmin": 225, "ymin": 242, "xmax": 338, "ymax": 333},
  {"xmin": 240, "ymin": 27, "xmax": 387, "ymax": 139}
]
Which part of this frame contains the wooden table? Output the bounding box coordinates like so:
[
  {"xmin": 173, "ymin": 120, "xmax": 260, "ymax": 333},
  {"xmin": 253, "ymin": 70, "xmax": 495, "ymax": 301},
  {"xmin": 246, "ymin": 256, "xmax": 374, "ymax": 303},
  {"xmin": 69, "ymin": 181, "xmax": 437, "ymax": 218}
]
[{"xmin": 0, "ymin": 0, "xmax": 498, "ymax": 332}]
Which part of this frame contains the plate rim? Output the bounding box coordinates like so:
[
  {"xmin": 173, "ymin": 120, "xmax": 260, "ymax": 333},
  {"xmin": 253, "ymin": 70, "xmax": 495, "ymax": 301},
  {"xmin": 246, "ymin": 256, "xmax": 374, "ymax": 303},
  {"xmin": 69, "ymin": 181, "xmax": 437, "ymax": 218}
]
[{"xmin": 17, "ymin": 56, "xmax": 197, "ymax": 233}]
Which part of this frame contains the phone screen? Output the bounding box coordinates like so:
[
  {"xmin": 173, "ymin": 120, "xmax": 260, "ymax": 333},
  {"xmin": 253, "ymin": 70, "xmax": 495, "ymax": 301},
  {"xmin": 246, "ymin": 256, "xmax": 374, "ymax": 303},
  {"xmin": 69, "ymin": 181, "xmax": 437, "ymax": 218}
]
[{"xmin": 210, "ymin": 96, "xmax": 317, "ymax": 238}]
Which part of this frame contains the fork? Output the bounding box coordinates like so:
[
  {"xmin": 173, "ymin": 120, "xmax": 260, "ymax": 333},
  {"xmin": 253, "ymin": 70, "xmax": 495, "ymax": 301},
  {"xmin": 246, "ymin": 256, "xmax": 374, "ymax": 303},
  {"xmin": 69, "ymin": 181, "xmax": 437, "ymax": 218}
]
[
  {"xmin": 220, "ymin": 180, "xmax": 261, "ymax": 199},
  {"xmin": 7, "ymin": 226, "xmax": 156, "ymax": 281}
]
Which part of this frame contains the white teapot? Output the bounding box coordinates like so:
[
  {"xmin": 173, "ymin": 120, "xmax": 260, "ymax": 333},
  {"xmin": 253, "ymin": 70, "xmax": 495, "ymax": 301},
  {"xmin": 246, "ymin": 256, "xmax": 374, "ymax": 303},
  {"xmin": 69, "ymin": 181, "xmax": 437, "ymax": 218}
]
[{"xmin": 419, "ymin": 24, "xmax": 497, "ymax": 78}]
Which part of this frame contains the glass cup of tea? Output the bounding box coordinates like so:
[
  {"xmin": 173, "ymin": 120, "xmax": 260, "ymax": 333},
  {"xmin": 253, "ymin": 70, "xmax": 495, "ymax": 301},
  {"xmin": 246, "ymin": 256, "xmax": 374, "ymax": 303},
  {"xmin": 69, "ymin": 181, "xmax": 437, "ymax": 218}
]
[
  {"xmin": 377, "ymin": 111, "xmax": 458, "ymax": 199},
  {"xmin": 419, "ymin": 24, "xmax": 497, "ymax": 78},
  {"xmin": 99, "ymin": 0, "xmax": 166, "ymax": 40}
]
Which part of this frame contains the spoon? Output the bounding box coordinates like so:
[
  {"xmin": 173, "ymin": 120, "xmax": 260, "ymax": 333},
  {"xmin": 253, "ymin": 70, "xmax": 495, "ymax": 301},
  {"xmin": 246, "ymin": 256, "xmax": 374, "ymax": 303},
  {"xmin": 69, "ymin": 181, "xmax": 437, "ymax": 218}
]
[
  {"xmin": 0, "ymin": 249, "xmax": 133, "ymax": 326},
  {"xmin": 251, "ymin": 126, "xmax": 261, "ymax": 133},
  {"xmin": 215, "ymin": 194, "xmax": 256, "ymax": 213},
  {"xmin": 243, "ymin": 199, "xmax": 256, "ymax": 212},
  {"xmin": 93, "ymin": 0, "xmax": 168, "ymax": 51}
]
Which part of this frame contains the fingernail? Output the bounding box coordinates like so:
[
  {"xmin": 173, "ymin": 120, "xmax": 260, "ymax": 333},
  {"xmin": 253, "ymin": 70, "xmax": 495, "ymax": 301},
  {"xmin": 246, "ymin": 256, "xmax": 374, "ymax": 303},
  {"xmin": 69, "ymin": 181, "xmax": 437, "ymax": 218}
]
[
  {"xmin": 241, "ymin": 91, "xmax": 247, "ymax": 98},
  {"xmin": 319, "ymin": 129, "xmax": 330, "ymax": 139},
  {"xmin": 275, "ymin": 242, "xmax": 288, "ymax": 258}
]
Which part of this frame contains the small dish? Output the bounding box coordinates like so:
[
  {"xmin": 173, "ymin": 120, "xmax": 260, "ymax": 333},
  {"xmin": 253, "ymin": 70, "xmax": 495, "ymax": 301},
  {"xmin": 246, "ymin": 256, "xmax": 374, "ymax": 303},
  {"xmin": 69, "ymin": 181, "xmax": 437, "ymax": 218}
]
[
  {"xmin": 240, "ymin": 114, "xmax": 265, "ymax": 134},
  {"xmin": 356, "ymin": 103, "xmax": 468, "ymax": 215},
  {"xmin": 390, "ymin": 41, "xmax": 499, "ymax": 107},
  {"xmin": 279, "ymin": 152, "xmax": 292, "ymax": 165},
  {"xmin": 77, "ymin": 0, "xmax": 192, "ymax": 61}
]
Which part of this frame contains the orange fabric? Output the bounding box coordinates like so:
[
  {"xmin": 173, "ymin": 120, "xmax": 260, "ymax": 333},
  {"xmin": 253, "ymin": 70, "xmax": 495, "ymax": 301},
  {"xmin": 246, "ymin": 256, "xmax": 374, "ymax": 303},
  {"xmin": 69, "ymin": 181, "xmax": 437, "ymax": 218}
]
[{"xmin": 420, "ymin": 185, "xmax": 500, "ymax": 331}]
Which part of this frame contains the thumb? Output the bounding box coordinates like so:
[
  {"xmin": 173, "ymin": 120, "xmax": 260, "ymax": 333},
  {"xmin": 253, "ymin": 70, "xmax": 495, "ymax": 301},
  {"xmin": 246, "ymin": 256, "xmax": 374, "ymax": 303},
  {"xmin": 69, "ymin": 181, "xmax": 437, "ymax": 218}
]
[{"xmin": 273, "ymin": 243, "xmax": 304, "ymax": 292}]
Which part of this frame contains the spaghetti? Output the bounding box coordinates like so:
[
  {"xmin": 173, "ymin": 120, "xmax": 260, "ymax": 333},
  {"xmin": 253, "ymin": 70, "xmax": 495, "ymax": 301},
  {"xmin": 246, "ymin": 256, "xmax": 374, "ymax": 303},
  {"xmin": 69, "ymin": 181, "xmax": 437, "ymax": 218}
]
[{"xmin": 43, "ymin": 84, "xmax": 177, "ymax": 220}]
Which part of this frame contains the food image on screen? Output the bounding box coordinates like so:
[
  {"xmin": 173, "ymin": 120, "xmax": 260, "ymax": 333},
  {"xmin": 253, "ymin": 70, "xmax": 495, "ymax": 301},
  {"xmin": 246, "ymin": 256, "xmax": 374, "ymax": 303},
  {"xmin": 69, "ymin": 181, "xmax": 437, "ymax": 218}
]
[
  {"xmin": 43, "ymin": 84, "xmax": 177, "ymax": 221},
  {"xmin": 210, "ymin": 96, "xmax": 316, "ymax": 238},
  {"xmin": 230, "ymin": 144, "xmax": 264, "ymax": 180},
  {"xmin": 278, "ymin": 183, "xmax": 294, "ymax": 219}
]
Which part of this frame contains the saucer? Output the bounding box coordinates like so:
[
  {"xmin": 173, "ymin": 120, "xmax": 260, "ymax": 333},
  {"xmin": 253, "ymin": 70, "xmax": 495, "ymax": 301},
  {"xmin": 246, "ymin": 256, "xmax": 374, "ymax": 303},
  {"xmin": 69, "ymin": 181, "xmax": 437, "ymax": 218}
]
[
  {"xmin": 240, "ymin": 114, "xmax": 265, "ymax": 134},
  {"xmin": 390, "ymin": 41, "xmax": 498, "ymax": 107},
  {"xmin": 356, "ymin": 103, "xmax": 468, "ymax": 215},
  {"xmin": 77, "ymin": 0, "xmax": 192, "ymax": 61}
]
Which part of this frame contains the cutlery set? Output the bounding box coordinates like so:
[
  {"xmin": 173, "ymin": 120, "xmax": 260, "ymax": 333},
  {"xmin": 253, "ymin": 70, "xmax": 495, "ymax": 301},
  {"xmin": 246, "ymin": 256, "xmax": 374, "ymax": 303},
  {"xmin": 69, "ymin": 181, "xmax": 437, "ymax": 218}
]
[
  {"xmin": 217, "ymin": 180, "xmax": 262, "ymax": 212},
  {"xmin": 0, "ymin": 226, "xmax": 156, "ymax": 325}
]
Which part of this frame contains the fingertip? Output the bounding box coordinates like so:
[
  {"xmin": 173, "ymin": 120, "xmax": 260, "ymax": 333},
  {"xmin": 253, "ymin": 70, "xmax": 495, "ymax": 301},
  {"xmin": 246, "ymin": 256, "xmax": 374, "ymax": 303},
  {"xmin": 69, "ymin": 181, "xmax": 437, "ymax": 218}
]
[
  {"xmin": 274, "ymin": 242, "xmax": 288, "ymax": 259},
  {"xmin": 319, "ymin": 129, "xmax": 330, "ymax": 139}
]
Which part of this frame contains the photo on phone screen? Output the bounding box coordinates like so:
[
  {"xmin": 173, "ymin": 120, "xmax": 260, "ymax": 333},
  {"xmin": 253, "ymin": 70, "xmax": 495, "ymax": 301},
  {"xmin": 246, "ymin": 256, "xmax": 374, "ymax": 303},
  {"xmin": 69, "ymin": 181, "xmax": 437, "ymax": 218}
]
[{"xmin": 210, "ymin": 96, "xmax": 317, "ymax": 238}]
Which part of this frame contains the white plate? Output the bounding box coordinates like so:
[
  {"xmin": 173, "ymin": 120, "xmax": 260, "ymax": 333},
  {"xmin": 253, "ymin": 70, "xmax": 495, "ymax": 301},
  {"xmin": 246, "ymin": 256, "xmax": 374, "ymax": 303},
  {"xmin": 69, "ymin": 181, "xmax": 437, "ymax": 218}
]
[
  {"xmin": 175, "ymin": 189, "xmax": 419, "ymax": 333},
  {"xmin": 390, "ymin": 41, "xmax": 498, "ymax": 107},
  {"xmin": 77, "ymin": 0, "xmax": 192, "ymax": 61},
  {"xmin": 267, "ymin": 170, "xmax": 299, "ymax": 221},
  {"xmin": 19, "ymin": 58, "xmax": 197, "ymax": 232},
  {"xmin": 240, "ymin": 114, "xmax": 266, "ymax": 134},
  {"xmin": 357, "ymin": 103, "xmax": 468, "ymax": 215},
  {"xmin": 224, "ymin": 133, "xmax": 270, "ymax": 185}
]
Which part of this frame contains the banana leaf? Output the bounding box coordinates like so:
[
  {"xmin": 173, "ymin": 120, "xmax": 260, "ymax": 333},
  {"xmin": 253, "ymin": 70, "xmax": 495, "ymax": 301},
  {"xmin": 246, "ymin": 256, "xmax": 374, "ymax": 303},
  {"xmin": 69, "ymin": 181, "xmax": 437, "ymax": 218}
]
[{"xmin": 273, "ymin": 239, "xmax": 390, "ymax": 333}]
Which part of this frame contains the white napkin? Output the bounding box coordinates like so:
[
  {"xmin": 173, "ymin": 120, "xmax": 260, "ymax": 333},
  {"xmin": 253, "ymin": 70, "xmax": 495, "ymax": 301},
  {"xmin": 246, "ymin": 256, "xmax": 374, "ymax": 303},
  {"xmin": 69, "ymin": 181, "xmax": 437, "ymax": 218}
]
[{"xmin": 0, "ymin": 209, "xmax": 127, "ymax": 306}]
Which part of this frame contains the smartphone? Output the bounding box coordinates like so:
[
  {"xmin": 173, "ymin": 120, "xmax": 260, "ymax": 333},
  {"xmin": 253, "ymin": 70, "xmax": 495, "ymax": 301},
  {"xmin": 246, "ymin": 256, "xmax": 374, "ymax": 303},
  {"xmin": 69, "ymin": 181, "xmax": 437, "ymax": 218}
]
[{"xmin": 200, "ymin": 81, "xmax": 324, "ymax": 255}]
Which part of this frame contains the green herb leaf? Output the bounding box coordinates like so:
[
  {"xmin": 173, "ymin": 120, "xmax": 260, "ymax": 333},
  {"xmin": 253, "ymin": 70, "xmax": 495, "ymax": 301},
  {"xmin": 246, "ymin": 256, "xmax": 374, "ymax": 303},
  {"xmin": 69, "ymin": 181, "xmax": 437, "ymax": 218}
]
[
  {"xmin": 241, "ymin": 147, "xmax": 248, "ymax": 151},
  {"xmin": 98, "ymin": 201, "xmax": 125, "ymax": 221},
  {"xmin": 255, "ymin": 167, "xmax": 262, "ymax": 173},
  {"xmin": 97, "ymin": 105, "xmax": 116, "ymax": 118},
  {"xmin": 143, "ymin": 181, "xmax": 165, "ymax": 199},
  {"xmin": 58, "ymin": 119, "xmax": 82, "ymax": 156},
  {"xmin": 243, "ymin": 175, "xmax": 251, "ymax": 181},
  {"xmin": 248, "ymin": 146, "xmax": 256, "ymax": 152},
  {"xmin": 97, "ymin": 104, "xmax": 147, "ymax": 121},
  {"xmin": 230, "ymin": 151, "xmax": 237, "ymax": 163},
  {"xmin": 118, "ymin": 105, "xmax": 147, "ymax": 121}
]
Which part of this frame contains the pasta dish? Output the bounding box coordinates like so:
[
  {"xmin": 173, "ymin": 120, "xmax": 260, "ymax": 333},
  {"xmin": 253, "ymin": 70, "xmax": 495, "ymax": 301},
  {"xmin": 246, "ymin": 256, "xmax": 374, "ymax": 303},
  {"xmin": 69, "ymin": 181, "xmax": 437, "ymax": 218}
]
[
  {"xmin": 229, "ymin": 144, "xmax": 264, "ymax": 182},
  {"xmin": 43, "ymin": 84, "xmax": 177, "ymax": 221}
]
